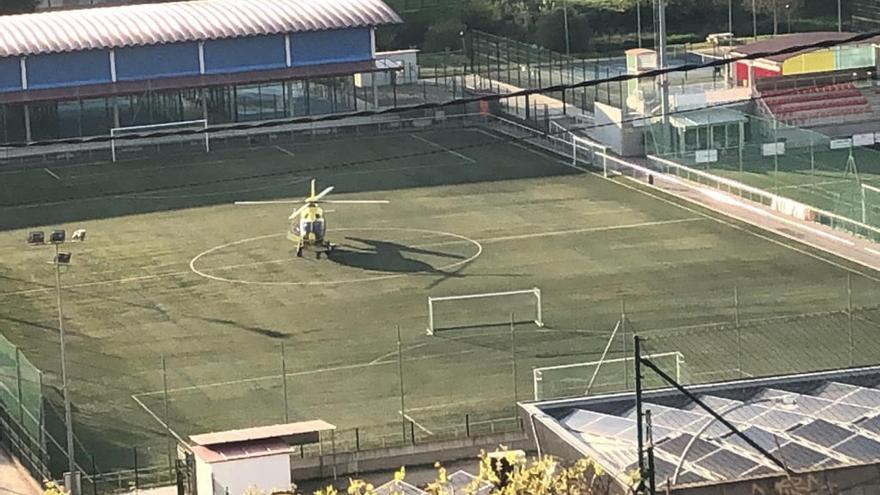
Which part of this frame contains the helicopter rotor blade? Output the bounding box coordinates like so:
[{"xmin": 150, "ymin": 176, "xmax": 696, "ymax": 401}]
[
  {"xmin": 288, "ymin": 204, "xmax": 310, "ymax": 220},
  {"xmin": 235, "ymin": 200, "xmax": 302, "ymax": 205},
  {"xmin": 322, "ymin": 200, "xmax": 390, "ymax": 204},
  {"xmin": 311, "ymin": 186, "xmax": 335, "ymax": 202}
]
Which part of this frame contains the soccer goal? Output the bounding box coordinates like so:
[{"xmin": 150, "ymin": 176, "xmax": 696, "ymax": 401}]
[
  {"xmin": 532, "ymin": 351, "xmax": 686, "ymax": 401},
  {"xmin": 426, "ymin": 288, "xmax": 544, "ymax": 335},
  {"xmin": 110, "ymin": 119, "xmax": 210, "ymax": 162}
]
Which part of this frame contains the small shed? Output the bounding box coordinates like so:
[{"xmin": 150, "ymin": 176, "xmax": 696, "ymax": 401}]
[{"xmin": 189, "ymin": 420, "xmax": 335, "ymax": 495}]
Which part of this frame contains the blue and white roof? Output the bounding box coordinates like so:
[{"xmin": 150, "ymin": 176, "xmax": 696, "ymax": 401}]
[{"xmin": 0, "ymin": 0, "xmax": 402, "ymax": 58}]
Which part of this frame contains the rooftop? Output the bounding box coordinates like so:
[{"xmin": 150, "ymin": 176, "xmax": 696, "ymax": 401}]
[
  {"xmin": 190, "ymin": 419, "xmax": 335, "ymax": 447},
  {"xmin": 0, "ymin": 0, "xmax": 402, "ymax": 58},
  {"xmin": 731, "ymin": 32, "xmax": 880, "ymax": 63},
  {"xmin": 526, "ymin": 366, "xmax": 880, "ymax": 489}
]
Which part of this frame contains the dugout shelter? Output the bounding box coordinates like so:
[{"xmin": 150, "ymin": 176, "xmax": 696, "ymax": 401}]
[{"xmin": 184, "ymin": 420, "xmax": 335, "ymax": 495}]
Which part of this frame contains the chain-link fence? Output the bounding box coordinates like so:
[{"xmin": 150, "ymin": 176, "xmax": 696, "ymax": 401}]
[{"xmin": 0, "ymin": 332, "xmax": 49, "ymax": 481}]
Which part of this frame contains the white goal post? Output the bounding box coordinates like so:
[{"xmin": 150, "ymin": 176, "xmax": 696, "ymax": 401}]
[
  {"xmin": 110, "ymin": 119, "xmax": 210, "ymax": 162},
  {"xmin": 426, "ymin": 287, "xmax": 544, "ymax": 335},
  {"xmin": 532, "ymin": 351, "xmax": 685, "ymax": 401},
  {"xmin": 862, "ymin": 183, "xmax": 880, "ymax": 225}
]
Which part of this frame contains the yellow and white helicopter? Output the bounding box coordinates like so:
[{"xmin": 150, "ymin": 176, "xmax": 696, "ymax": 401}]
[{"xmin": 235, "ymin": 179, "xmax": 389, "ymax": 259}]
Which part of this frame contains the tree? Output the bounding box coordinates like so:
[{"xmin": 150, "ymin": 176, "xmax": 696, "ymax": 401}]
[
  {"xmin": 743, "ymin": 0, "xmax": 803, "ymax": 35},
  {"xmin": 0, "ymin": 0, "xmax": 38, "ymax": 15}
]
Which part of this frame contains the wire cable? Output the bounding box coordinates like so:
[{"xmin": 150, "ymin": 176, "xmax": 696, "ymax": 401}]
[{"xmin": 2, "ymin": 29, "xmax": 879, "ymax": 148}]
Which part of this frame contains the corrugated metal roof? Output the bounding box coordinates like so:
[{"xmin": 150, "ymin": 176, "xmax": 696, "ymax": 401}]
[
  {"xmin": 731, "ymin": 32, "xmax": 880, "ymax": 63},
  {"xmin": 190, "ymin": 420, "xmax": 335, "ymax": 446},
  {"xmin": 0, "ymin": 0, "xmax": 402, "ymax": 58}
]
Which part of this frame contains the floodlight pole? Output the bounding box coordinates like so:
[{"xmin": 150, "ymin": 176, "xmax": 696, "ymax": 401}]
[
  {"xmin": 562, "ymin": 0, "xmax": 571, "ymax": 56},
  {"xmin": 53, "ymin": 242, "xmax": 77, "ymax": 490}
]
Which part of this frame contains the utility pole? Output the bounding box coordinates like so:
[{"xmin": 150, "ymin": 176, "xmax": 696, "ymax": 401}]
[{"xmin": 838, "ymin": 0, "xmax": 843, "ymax": 32}]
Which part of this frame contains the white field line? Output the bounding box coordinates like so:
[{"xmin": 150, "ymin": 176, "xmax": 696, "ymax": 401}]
[
  {"xmin": 410, "ymin": 133, "xmax": 476, "ymax": 164},
  {"xmin": 132, "ymin": 347, "xmax": 482, "ymax": 398},
  {"xmin": 195, "ymin": 217, "xmax": 705, "ymax": 274},
  {"xmin": 493, "ymin": 128, "xmax": 880, "ymax": 281},
  {"xmin": 867, "ymin": 247, "xmax": 880, "ymax": 257},
  {"xmin": 274, "ymin": 145, "xmax": 296, "ymax": 158},
  {"xmin": 400, "ymin": 412, "xmax": 433, "ymax": 435},
  {"xmin": 369, "ymin": 342, "xmax": 429, "ymax": 365},
  {"xmin": 43, "ymin": 168, "xmax": 61, "ymax": 180},
  {"xmin": 1, "ymin": 218, "xmax": 702, "ymax": 297},
  {"xmin": 775, "ymin": 179, "xmax": 852, "ymax": 191}
]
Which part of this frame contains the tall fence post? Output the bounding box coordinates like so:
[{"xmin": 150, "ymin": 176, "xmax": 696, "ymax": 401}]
[
  {"xmin": 280, "ymin": 343, "xmax": 289, "ymax": 423},
  {"xmin": 848, "ymin": 273, "xmax": 854, "ymax": 367},
  {"xmin": 15, "ymin": 348, "xmax": 24, "ymax": 425},
  {"xmin": 133, "ymin": 447, "xmax": 139, "ymax": 492},
  {"xmin": 465, "ymin": 414, "xmax": 470, "ymax": 437},
  {"xmin": 162, "ymin": 356, "xmax": 172, "ymax": 477},
  {"xmin": 396, "ymin": 326, "xmax": 406, "ymax": 443},
  {"xmin": 622, "ymin": 299, "xmax": 629, "ymax": 390},
  {"xmin": 735, "ymin": 286, "xmax": 743, "ymax": 378},
  {"xmin": 510, "ymin": 313, "xmax": 518, "ymax": 417}
]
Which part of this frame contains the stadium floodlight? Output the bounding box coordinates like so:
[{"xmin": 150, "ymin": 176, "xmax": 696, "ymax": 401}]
[
  {"xmin": 26, "ymin": 226, "xmax": 87, "ymax": 491},
  {"xmin": 28, "ymin": 231, "xmax": 45, "ymax": 245}
]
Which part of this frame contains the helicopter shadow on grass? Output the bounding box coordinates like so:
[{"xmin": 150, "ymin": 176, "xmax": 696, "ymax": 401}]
[{"xmin": 330, "ymin": 236, "xmax": 523, "ymax": 289}]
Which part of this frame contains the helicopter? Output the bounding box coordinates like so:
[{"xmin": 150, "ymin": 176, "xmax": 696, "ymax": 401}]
[{"xmin": 235, "ymin": 179, "xmax": 389, "ymax": 259}]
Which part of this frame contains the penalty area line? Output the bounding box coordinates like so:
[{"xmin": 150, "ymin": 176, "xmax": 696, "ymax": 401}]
[
  {"xmin": 410, "ymin": 133, "xmax": 476, "ymax": 164},
  {"xmin": 132, "ymin": 347, "xmax": 482, "ymax": 398},
  {"xmin": 275, "ymin": 145, "xmax": 296, "ymax": 158}
]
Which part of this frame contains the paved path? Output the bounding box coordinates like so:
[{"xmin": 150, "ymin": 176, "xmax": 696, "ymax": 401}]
[{"xmin": 0, "ymin": 447, "xmax": 40, "ymax": 495}]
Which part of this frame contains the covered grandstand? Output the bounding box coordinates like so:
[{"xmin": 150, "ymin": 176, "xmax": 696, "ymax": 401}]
[{"xmin": 0, "ymin": 0, "xmax": 403, "ymax": 143}]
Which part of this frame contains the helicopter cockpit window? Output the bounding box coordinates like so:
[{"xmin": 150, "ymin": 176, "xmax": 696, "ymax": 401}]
[{"xmin": 300, "ymin": 218, "xmax": 326, "ymax": 237}]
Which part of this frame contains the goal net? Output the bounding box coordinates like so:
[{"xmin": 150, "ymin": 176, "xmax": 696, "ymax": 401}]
[
  {"xmin": 532, "ymin": 351, "xmax": 686, "ymax": 401},
  {"xmin": 110, "ymin": 119, "xmax": 210, "ymax": 162},
  {"xmin": 427, "ymin": 288, "xmax": 544, "ymax": 335}
]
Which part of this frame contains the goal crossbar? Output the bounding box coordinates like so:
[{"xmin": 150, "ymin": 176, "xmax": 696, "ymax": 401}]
[
  {"xmin": 427, "ymin": 287, "xmax": 544, "ymax": 335},
  {"xmin": 110, "ymin": 119, "xmax": 209, "ymax": 162}
]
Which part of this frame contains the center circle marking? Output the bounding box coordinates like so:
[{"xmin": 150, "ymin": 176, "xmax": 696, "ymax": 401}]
[{"xmin": 189, "ymin": 227, "xmax": 483, "ymax": 286}]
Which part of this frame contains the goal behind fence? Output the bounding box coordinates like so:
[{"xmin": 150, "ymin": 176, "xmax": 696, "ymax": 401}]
[
  {"xmin": 532, "ymin": 351, "xmax": 686, "ymax": 401},
  {"xmin": 110, "ymin": 119, "xmax": 210, "ymax": 162},
  {"xmin": 427, "ymin": 288, "xmax": 544, "ymax": 335}
]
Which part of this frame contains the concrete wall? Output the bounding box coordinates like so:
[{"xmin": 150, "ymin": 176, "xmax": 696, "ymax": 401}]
[
  {"xmin": 211, "ymin": 454, "xmax": 291, "ymax": 495},
  {"xmin": 290, "ymin": 432, "xmax": 530, "ymax": 482},
  {"xmin": 592, "ymin": 102, "xmax": 643, "ymax": 157}
]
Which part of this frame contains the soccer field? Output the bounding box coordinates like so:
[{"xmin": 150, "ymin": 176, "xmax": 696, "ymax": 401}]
[{"xmin": 0, "ymin": 121, "xmax": 879, "ymax": 473}]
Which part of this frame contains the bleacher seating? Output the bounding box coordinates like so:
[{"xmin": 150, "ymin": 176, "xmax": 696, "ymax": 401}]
[{"xmin": 760, "ymin": 83, "xmax": 874, "ymax": 126}]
